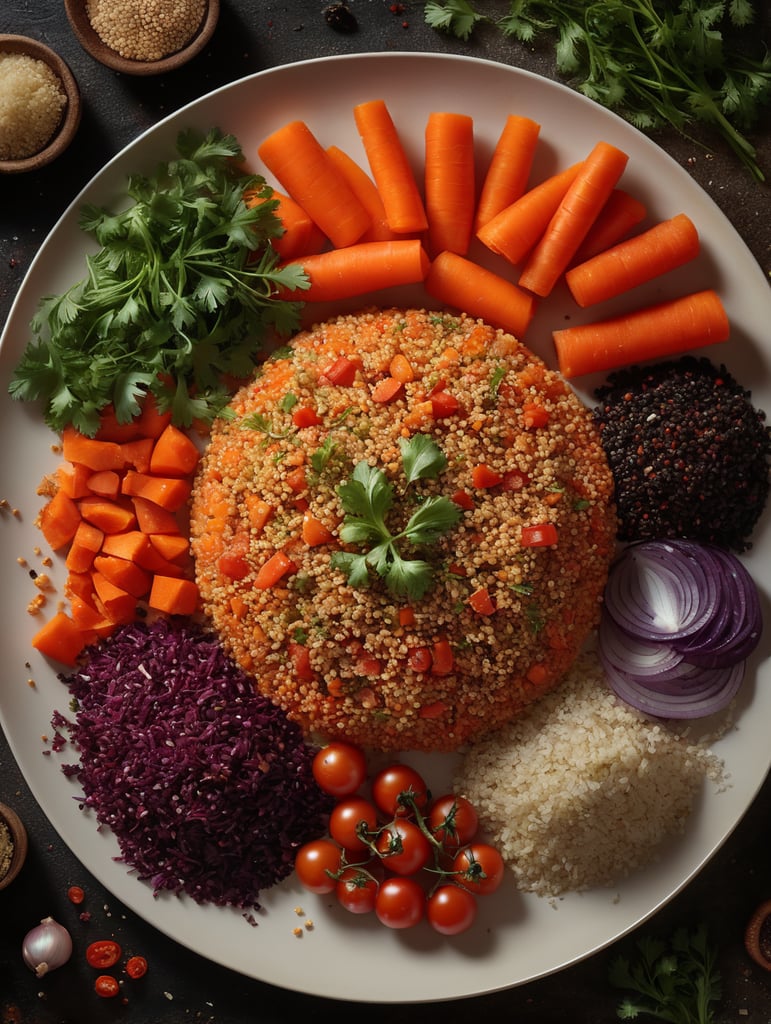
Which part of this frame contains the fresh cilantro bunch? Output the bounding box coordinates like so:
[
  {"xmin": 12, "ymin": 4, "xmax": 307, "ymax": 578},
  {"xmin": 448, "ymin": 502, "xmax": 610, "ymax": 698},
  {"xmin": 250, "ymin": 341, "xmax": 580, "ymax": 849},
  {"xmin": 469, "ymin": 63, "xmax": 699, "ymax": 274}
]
[
  {"xmin": 424, "ymin": 0, "xmax": 771, "ymax": 180},
  {"xmin": 10, "ymin": 128, "xmax": 309, "ymax": 436},
  {"xmin": 608, "ymin": 925, "xmax": 721, "ymax": 1024},
  {"xmin": 331, "ymin": 434, "xmax": 463, "ymax": 601}
]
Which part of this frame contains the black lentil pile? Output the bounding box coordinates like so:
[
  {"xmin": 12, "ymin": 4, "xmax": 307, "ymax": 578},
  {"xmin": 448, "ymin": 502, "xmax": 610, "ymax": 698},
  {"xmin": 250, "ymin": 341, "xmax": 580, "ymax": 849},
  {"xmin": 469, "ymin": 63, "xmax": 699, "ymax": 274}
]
[
  {"xmin": 52, "ymin": 618, "xmax": 334, "ymax": 909},
  {"xmin": 593, "ymin": 356, "xmax": 771, "ymax": 551}
]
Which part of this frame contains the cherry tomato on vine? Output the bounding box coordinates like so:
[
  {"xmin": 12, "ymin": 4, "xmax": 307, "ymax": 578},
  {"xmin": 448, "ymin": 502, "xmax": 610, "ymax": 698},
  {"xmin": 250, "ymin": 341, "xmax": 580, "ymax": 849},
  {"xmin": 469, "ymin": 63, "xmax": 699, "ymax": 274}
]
[
  {"xmin": 86, "ymin": 939, "xmax": 122, "ymax": 969},
  {"xmin": 126, "ymin": 955, "xmax": 148, "ymax": 979},
  {"xmin": 328, "ymin": 797, "xmax": 378, "ymax": 853},
  {"xmin": 312, "ymin": 742, "xmax": 367, "ymax": 797},
  {"xmin": 375, "ymin": 876, "xmax": 426, "ymax": 930},
  {"xmin": 371, "ymin": 763, "xmax": 429, "ymax": 818},
  {"xmin": 427, "ymin": 794, "xmax": 479, "ymax": 848},
  {"xmin": 375, "ymin": 818, "xmax": 432, "ymax": 876},
  {"xmin": 335, "ymin": 867, "xmax": 379, "ymax": 915},
  {"xmin": 294, "ymin": 838, "xmax": 343, "ymax": 894},
  {"xmin": 94, "ymin": 975, "xmax": 120, "ymax": 998},
  {"xmin": 453, "ymin": 843, "xmax": 506, "ymax": 895},
  {"xmin": 427, "ymin": 884, "xmax": 478, "ymax": 936}
]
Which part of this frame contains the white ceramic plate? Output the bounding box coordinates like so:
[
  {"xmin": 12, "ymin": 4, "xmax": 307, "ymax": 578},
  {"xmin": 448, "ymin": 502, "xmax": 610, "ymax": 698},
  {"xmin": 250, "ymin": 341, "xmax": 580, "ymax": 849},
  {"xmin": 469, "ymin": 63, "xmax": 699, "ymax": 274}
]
[{"xmin": 0, "ymin": 53, "xmax": 769, "ymax": 1004}]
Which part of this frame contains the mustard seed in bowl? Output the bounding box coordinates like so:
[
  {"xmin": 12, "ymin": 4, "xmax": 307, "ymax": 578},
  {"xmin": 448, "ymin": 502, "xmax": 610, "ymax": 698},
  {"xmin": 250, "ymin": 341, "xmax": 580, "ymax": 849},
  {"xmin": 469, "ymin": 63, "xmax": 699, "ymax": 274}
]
[{"xmin": 191, "ymin": 308, "xmax": 618, "ymax": 753}]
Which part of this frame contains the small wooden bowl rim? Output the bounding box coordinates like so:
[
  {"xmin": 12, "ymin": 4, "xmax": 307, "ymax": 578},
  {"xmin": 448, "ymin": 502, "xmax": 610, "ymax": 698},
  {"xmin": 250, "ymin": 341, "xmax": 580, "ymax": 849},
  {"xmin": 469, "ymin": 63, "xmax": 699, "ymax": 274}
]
[
  {"xmin": 0, "ymin": 35, "xmax": 82, "ymax": 174},
  {"xmin": 0, "ymin": 802, "xmax": 28, "ymax": 890},
  {"xmin": 63, "ymin": 0, "xmax": 220, "ymax": 77}
]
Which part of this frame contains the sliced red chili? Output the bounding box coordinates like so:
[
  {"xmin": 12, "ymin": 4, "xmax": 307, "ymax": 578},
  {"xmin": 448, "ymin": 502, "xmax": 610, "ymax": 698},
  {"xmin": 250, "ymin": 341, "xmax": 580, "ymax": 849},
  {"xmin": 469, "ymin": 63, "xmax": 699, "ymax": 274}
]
[
  {"xmin": 125, "ymin": 955, "xmax": 148, "ymax": 980},
  {"xmin": 86, "ymin": 940, "xmax": 122, "ymax": 969},
  {"xmin": 502, "ymin": 469, "xmax": 529, "ymax": 492},
  {"xmin": 94, "ymin": 975, "xmax": 120, "ymax": 998}
]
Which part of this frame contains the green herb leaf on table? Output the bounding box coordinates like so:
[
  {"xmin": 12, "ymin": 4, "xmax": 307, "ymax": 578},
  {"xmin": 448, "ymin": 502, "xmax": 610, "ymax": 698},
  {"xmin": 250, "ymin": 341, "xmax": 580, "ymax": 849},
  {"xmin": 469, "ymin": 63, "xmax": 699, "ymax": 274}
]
[
  {"xmin": 331, "ymin": 436, "xmax": 463, "ymax": 601},
  {"xmin": 9, "ymin": 128, "xmax": 309, "ymax": 437},
  {"xmin": 608, "ymin": 925, "xmax": 721, "ymax": 1024},
  {"xmin": 424, "ymin": 0, "xmax": 771, "ymax": 181}
]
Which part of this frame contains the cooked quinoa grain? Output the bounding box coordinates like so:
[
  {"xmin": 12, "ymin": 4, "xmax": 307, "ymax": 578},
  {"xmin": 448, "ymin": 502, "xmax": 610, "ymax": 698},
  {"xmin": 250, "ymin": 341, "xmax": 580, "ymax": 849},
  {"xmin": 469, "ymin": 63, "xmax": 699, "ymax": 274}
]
[
  {"xmin": 594, "ymin": 357, "xmax": 771, "ymax": 551},
  {"xmin": 86, "ymin": 0, "xmax": 206, "ymax": 61},
  {"xmin": 0, "ymin": 53, "xmax": 66, "ymax": 160},
  {"xmin": 191, "ymin": 309, "xmax": 617, "ymax": 752},
  {"xmin": 454, "ymin": 650, "xmax": 725, "ymax": 897}
]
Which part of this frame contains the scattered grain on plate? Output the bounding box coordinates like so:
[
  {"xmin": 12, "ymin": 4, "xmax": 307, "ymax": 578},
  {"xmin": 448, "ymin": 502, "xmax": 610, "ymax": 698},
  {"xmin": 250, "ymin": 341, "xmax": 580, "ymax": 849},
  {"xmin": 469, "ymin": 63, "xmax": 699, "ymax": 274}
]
[
  {"xmin": 454, "ymin": 649, "xmax": 726, "ymax": 898},
  {"xmin": 594, "ymin": 356, "xmax": 771, "ymax": 552},
  {"xmin": 0, "ymin": 52, "xmax": 66, "ymax": 160},
  {"xmin": 86, "ymin": 0, "xmax": 207, "ymax": 61},
  {"xmin": 51, "ymin": 617, "xmax": 334, "ymax": 909}
]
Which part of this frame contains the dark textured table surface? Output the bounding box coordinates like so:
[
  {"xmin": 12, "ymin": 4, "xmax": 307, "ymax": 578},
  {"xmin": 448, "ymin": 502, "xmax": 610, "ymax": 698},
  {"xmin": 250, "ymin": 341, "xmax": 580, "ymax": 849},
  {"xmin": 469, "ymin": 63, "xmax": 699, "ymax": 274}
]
[{"xmin": 2, "ymin": 2, "xmax": 771, "ymax": 1021}]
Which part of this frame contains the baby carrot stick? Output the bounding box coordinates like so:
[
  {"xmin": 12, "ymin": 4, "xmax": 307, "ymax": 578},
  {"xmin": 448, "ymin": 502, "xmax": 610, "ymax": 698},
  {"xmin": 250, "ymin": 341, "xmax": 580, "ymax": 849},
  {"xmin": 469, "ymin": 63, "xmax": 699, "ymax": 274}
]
[
  {"xmin": 553, "ymin": 289, "xmax": 729, "ymax": 379},
  {"xmin": 474, "ymin": 114, "xmax": 541, "ymax": 231},
  {"xmin": 278, "ymin": 240, "xmax": 430, "ymax": 302},
  {"xmin": 425, "ymin": 250, "xmax": 537, "ymax": 339},
  {"xmin": 571, "ymin": 188, "xmax": 647, "ymax": 264},
  {"xmin": 353, "ymin": 99, "xmax": 429, "ymax": 234},
  {"xmin": 326, "ymin": 144, "xmax": 398, "ymax": 242},
  {"xmin": 424, "ymin": 111, "xmax": 476, "ymax": 256},
  {"xmin": 257, "ymin": 120, "xmax": 371, "ymax": 249},
  {"xmin": 245, "ymin": 188, "xmax": 314, "ymax": 261},
  {"xmin": 476, "ymin": 162, "xmax": 583, "ymax": 267},
  {"xmin": 519, "ymin": 141, "xmax": 630, "ymax": 297},
  {"xmin": 566, "ymin": 212, "xmax": 700, "ymax": 307}
]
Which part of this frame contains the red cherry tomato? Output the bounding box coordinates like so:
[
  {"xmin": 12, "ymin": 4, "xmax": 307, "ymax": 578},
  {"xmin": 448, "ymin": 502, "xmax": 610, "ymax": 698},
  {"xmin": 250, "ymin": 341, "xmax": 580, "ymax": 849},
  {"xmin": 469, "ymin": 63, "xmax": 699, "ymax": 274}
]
[
  {"xmin": 427, "ymin": 884, "xmax": 478, "ymax": 936},
  {"xmin": 86, "ymin": 939, "xmax": 122, "ymax": 969},
  {"xmin": 94, "ymin": 975, "xmax": 120, "ymax": 998},
  {"xmin": 328, "ymin": 797, "xmax": 379, "ymax": 853},
  {"xmin": 371, "ymin": 763, "xmax": 429, "ymax": 818},
  {"xmin": 452, "ymin": 843, "xmax": 506, "ymax": 895},
  {"xmin": 375, "ymin": 876, "xmax": 426, "ymax": 930},
  {"xmin": 125, "ymin": 955, "xmax": 148, "ymax": 979},
  {"xmin": 375, "ymin": 818, "xmax": 432, "ymax": 875},
  {"xmin": 294, "ymin": 838, "xmax": 342, "ymax": 894},
  {"xmin": 335, "ymin": 867, "xmax": 379, "ymax": 915},
  {"xmin": 312, "ymin": 742, "xmax": 367, "ymax": 797},
  {"xmin": 427, "ymin": 794, "xmax": 479, "ymax": 848}
]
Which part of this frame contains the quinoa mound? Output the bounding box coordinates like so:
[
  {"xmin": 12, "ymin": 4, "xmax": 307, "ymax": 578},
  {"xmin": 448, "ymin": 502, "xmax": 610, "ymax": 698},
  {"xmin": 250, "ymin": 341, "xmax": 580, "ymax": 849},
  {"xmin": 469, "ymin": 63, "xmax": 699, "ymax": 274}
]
[{"xmin": 191, "ymin": 309, "xmax": 618, "ymax": 752}]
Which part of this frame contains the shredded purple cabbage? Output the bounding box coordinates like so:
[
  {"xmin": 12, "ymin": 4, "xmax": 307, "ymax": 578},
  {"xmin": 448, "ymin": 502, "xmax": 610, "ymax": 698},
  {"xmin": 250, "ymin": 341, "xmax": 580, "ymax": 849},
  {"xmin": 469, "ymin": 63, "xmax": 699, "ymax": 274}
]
[{"xmin": 54, "ymin": 618, "xmax": 333, "ymax": 909}]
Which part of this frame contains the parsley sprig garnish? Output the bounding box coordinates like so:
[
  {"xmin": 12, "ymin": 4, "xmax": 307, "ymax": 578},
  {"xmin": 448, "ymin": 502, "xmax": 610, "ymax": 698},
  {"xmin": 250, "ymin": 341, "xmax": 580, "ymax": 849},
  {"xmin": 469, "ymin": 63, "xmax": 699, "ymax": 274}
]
[
  {"xmin": 331, "ymin": 435, "xmax": 463, "ymax": 601},
  {"xmin": 609, "ymin": 925, "xmax": 721, "ymax": 1023},
  {"xmin": 9, "ymin": 128, "xmax": 309, "ymax": 436},
  {"xmin": 424, "ymin": 0, "xmax": 771, "ymax": 180}
]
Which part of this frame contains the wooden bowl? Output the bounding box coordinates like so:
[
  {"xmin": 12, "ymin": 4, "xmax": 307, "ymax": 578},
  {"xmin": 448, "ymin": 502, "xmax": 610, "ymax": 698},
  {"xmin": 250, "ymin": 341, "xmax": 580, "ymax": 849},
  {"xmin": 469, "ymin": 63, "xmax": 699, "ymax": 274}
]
[
  {"xmin": 0, "ymin": 802, "xmax": 28, "ymax": 890},
  {"xmin": 0, "ymin": 36, "xmax": 81, "ymax": 174},
  {"xmin": 64, "ymin": 0, "xmax": 220, "ymax": 76}
]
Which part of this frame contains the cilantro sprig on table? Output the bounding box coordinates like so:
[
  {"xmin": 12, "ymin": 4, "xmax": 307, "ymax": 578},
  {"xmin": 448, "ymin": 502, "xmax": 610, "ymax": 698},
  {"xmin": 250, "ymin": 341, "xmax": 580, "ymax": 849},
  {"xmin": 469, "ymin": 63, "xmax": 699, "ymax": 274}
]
[
  {"xmin": 424, "ymin": 0, "xmax": 771, "ymax": 181},
  {"xmin": 608, "ymin": 925, "xmax": 721, "ymax": 1024},
  {"xmin": 331, "ymin": 435, "xmax": 463, "ymax": 602},
  {"xmin": 9, "ymin": 128, "xmax": 309, "ymax": 437}
]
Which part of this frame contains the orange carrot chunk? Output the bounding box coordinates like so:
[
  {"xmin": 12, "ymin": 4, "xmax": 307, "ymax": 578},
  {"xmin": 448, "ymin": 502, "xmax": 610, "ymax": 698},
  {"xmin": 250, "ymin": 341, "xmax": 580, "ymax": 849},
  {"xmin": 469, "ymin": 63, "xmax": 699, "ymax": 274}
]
[
  {"xmin": 121, "ymin": 471, "xmax": 191, "ymax": 512},
  {"xmin": 86, "ymin": 470, "xmax": 121, "ymax": 499},
  {"xmin": 37, "ymin": 490, "xmax": 81, "ymax": 551},
  {"xmin": 149, "ymin": 533, "xmax": 190, "ymax": 563},
  {"xmin": 148, "ymin": 575, "xmax": 199, "ymax": 616},
  {"xmin": 31, "ymin": 611, "xmax": 91, "ymax": 666},
  {"xmin": 92, "ymin": 554, "xmax": 152, "ymax": 599},
  {"xmin": 424, "ymin": 111, "xmax": 475, "ymax": 257},
  {"xmin": 254, "ymin": 550, "xmax": 297, "ymax": 589},
  {"xmin": 476, "ymin": 162, "xmax": 583, "ymax": 266},
  {"xmin": 132, "ymin": 496, "xmax": 181, "ymax": 535},
  {"xmin": 65, "ymin": 520, "xmax": 104, "ymax": 574},
  {"xmin": 245, "ymin": 187, "xmax": 315, "ymax": 261},
  {"xmin": 519, "ymin": 141, "xmax": 630, "ymax": 297},
  {"xmin": 301, "ymin": 512, "xmax": 336, "ymax": 547},
  {"xmin": 149, "ymin": 424, "xmax": 200, "ymax": 477},
  {"xmin": 279, "ymin": 240, "xmax": 430, "ymax": 303},
  {"xmin": 425, "ymin": 251, "xmax": 536, "ymax": 340},
  {"xmin": 91, "ymin": 572, "xmax": 137, "ymax": 624},
  {"xmin": 565, "ymin": 212, "xmax": 700, "ymax": 308},
  {"xmin": 553, "ymin": 289, "xmax": 730, "ymax": 379},
  {"xmin": 571, "ymin": 188, "xmax": 648, "ymax": 264},
  {"xmin": 353, "ymin": 99, "xmax": 429, "ymax": 234},
  {"xmin": 78, "ymin": 496, "xmax": 136, "ymax": 534},
  {"xmin": 326, "ymin": 145, "xmax": 398, "ymax": 243},
  {"xmin": 61, "ymin": 427, "xmax": 125, "ymax": 472},
  {"xmin": 474, "ymin": 114, "xmax": 541, "ymax": 231},
  {"xmin": 257, "ymin": 119, "xmax": 371, "ymax": 249},
  {"xmin": 371, "ymin": 376, "xmax": 404, "ymax": 404}
]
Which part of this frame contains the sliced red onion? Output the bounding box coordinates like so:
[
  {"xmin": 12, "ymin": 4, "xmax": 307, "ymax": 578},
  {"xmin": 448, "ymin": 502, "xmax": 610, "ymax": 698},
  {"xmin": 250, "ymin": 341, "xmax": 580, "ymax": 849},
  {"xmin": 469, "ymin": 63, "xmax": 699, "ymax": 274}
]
[{"xmin": 599, "ymin": 538, "xmax": 762, "ymax": 719}]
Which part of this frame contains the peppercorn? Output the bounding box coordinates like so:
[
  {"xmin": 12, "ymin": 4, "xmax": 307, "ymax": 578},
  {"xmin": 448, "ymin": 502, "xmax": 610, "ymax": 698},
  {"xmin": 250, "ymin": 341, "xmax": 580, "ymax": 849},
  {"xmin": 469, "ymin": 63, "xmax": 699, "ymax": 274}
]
[
  {"xmin": 324, "ymin": 3, "xmax": 358, "ymax": 32},
  {"xmin": 594, "ymin": 356, "xmax": 771, "ymax": 551}
]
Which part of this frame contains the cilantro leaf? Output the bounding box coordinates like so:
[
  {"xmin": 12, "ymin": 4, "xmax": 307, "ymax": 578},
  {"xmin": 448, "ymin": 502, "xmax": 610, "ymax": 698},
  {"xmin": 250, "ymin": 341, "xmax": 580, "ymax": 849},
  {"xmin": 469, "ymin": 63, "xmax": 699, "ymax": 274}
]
[
  {"xmin": 10, "ymin": 128, "xmax": 310, "ymax": 435},
  {"xmin": 399, "ymin": 433, "xmax": 449, "ymax": 482}
]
